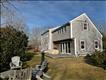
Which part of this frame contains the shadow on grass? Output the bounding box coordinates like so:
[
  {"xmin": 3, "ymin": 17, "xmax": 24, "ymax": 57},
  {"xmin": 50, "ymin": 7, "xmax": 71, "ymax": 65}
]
[
  {"xmin": 84, "ymin": 55, "xmax": 106, "ymax": 70},
  {"xmin": 84, "ymin": 55, "xmax": 94, "ymax": 65},
  {"xmin": 84, "ymin": 51, "xmax": 106, "ymax": 70}
]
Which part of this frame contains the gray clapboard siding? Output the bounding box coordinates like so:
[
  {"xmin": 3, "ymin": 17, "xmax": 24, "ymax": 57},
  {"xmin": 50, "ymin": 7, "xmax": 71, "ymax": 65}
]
[
  {"xmin": 71, "ymin": 14, "xmax": 102, "ymax": 55},
  {"xmin": 41, "ymin": 31, "xmax": 49, "ymax": 50},
  {"xmin": 52, "ymin": 25, "xmax": 71, "ymax": 41}
]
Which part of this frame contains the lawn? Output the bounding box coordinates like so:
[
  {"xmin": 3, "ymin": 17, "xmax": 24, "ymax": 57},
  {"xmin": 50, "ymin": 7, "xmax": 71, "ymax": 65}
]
[{"xmin": 26, "ymin": 54, "xmax": 106, "ymax": 80}]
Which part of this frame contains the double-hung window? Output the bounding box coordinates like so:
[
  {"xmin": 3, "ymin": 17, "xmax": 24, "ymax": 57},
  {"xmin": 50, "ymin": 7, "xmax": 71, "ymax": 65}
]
[
  {"xmin": 80, "ymin": 40, "xmax": 85, "ymax": 50},
  {"xmin": 83, "ymin": 21, "xmax": 88, "ymax": 30},
  {"xmin": 94, "ymin": 40, "xmax": 99, "ymax": 49}
]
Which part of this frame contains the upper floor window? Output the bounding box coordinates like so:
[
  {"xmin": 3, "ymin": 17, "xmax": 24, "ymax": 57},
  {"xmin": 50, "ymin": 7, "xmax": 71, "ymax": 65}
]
[
  {"xmin": 58, "ymin": 27, "xmax": 66, "ymax": 34},
  {"xmin": 84, "ymin": 23, "xmax": 87, "ymax": 29},
  {"xmin": 62, "ymin": 28, "xmax": 64, "ymax": 33},
  {"xmin": 64, "ymin": 27, "xmax": 67, "ymax": 32},
  {"xmin": 94, "ymin": 40, "xmax": 99, "ymax": 49},
  {"xmin": 80, "ymin": 40, "xmax": 85, "ymax": 50},
  {"xmin": 83, "ymin": 21, "xmax": 88, "ymax": 30},
  {"xmin": 58, "ymin": 29, "xmax": 61, "ymax": 34}
]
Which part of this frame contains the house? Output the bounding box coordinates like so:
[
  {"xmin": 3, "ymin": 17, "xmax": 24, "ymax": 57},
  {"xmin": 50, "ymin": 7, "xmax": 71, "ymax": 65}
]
[{"xmin": 41, "ymin": 13, "xmax": 103, "ymax": 56}]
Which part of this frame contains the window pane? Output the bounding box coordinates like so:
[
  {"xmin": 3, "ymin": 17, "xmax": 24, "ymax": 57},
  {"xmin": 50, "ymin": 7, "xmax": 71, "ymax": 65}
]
[
  {"xmin": 81, "ymin": 41, "xmax": 84, "ymax": 44},
  {"xmin": 81, "ymin": 45, "xmax": 84, "ymax": 49},
  {"xmin": 68, "ymin": 42, "xmax": 71, "ymax": 53}
]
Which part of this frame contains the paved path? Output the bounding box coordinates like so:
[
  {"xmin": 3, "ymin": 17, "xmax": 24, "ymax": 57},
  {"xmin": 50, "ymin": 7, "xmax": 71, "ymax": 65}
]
[{"xmin": 46, "ymin": 54, "xmax": 75, "ymax": 58}]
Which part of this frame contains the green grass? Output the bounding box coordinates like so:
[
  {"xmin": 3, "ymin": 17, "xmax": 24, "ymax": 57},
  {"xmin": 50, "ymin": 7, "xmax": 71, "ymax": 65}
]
[{"xmin": 26, "ymin": 54, "xmax": 106, "ymax": 80}]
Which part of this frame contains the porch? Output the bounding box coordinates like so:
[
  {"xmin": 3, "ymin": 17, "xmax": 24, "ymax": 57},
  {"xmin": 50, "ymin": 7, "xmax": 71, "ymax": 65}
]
[{"xmin": 53, "ymin": 39, "xmax": 75, "ymax": 55}]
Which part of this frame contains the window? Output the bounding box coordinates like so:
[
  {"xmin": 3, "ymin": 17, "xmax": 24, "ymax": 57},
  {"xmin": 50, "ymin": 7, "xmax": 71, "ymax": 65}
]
[
  {"xmin": 84, "ymin": 23, "xmax": 87, "ymax": 29},
  {"xmin": 62, "ymin": 28, "xmax": 64, "ymax": 33},
  {"xmin": 83, "ymin": 22, "xmax": 88, "ymax": 30},
  {"xmin": 94, "ymin": 40, "xmax": 99, "ymax": 49},
  {"xmin": 68, "ymin": 42, "xmax": 71, "ymax": 53},
  {"xmin": 58, "ymin": 26, "xmax": 67, "ymax": 34},
  {"xmin": 58, "ymin": 30, "xmax": 60, "ymax": 34},
  {"xmin": 64, "ymin": 27, "xmax": 67, "ymax": 32},
  {"xmin": 80, "ymin": 40, "xmax": 85, "ymax": 50}
]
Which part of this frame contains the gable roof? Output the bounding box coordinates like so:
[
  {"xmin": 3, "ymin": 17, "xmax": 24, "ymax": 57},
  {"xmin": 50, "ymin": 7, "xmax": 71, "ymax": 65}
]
[
  {"xmin": 41, "ymin": 26, "xmax": 59, "ymax": 35},
  {"xmin": 41, "ymin": 30, "xmax": 49, "ymax": 35},
  {"xmin": 41, "ymin": 13, "xmax": 102, "ymax": 37},
  {"xmin": 70, "ymin": 13, "xmax": 103, "ymax": 37},
  {"xmin": 84, "ymin": 13, "xmax": 103, "ymax": 37},
  {"xmin": 52, "ymin": 23, "xmax": 70, "ymax": 33},
  {"xmin": 52, "ymin": 13, "xmax": 86, "ymax": 33},
  {"xmin": 52, "ymin": 13, "xmax": 87, "ymax": 33}
]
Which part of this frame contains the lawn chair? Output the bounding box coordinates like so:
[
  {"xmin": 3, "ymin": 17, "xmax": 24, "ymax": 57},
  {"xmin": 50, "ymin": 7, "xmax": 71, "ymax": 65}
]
[{"xmin": 10, "ymin": 56, "xmax": 22, "ymax": 70}]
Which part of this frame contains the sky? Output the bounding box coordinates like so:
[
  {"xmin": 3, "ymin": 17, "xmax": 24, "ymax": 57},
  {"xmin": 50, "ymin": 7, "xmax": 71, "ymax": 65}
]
[{"xmin": 2, "ymin": 1, "xmax": 106, "ymax": 31}]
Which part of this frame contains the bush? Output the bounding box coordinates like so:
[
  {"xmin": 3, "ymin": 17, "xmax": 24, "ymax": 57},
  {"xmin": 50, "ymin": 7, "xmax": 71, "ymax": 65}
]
[
  {"xmin": 21, "ymin": 52, "xmax": 35, "ymax": 62},
  {"xmin": 85, "ymin": 33, "xmax": 106, "ymax": 69},
  {"xmin": 0, "ymin": 26, "xmax": 28, "ymax": 72},
  {"xmin": 86, "ymin": 51, "xmax": 106, "ymax": 69}
]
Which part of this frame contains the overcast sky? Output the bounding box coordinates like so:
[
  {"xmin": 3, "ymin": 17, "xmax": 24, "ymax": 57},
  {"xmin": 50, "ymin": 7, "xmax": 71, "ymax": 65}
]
[{"xmin": 2, "ymin": 1, "xmax": 106, "ymax": 31}]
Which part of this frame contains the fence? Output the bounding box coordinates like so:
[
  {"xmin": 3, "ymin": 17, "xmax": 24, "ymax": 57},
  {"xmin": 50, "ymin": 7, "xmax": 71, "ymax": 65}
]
[{"xmin": 0, "ymin": 68, "xmax": 32, "ymax": 80}]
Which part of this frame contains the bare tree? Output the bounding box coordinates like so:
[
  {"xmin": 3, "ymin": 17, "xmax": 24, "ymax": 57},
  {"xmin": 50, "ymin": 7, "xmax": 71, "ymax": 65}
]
[
  {"xmin": 1, "ymin": 0, "xmax": 29, "ymax": 34},
  {"xmin": 29, "ymin": 27, "xmax": 42, "ymax": 49},
  {"xmin": 29, "ymin": 26, "xmax": 52, "ymax": 50}
]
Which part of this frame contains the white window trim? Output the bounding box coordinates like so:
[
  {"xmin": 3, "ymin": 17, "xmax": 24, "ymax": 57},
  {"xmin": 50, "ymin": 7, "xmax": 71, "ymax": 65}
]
[
  {"xmin": 94, "ymin": 40, "xmax": 99, "ymax": 50},
  {"xmin": 80, "ymin": 40, "xmax": 86, "ymax": 50},
  {"xmin": 83, "ymin": 22, "xmax": 88, "ymax": 31}
]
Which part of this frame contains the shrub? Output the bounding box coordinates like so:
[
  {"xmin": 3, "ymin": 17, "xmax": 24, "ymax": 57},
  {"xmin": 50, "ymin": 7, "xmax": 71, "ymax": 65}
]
[
  {"xmin": 21, "ymin": 52, "xmax": 35, "ymax": 62},
  {"xmin": 0, "ymin": 26, "xmax": 28, "ymax": 72},
  {"xmin": 86, "ymin": 51, "xmax": 106, "ymax": 69}
]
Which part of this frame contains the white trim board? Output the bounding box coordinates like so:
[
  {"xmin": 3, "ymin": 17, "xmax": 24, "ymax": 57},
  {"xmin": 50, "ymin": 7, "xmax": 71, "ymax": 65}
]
[{"xmin": 74, "ymin": 38, "xmax": 78, "ymax": 57}]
